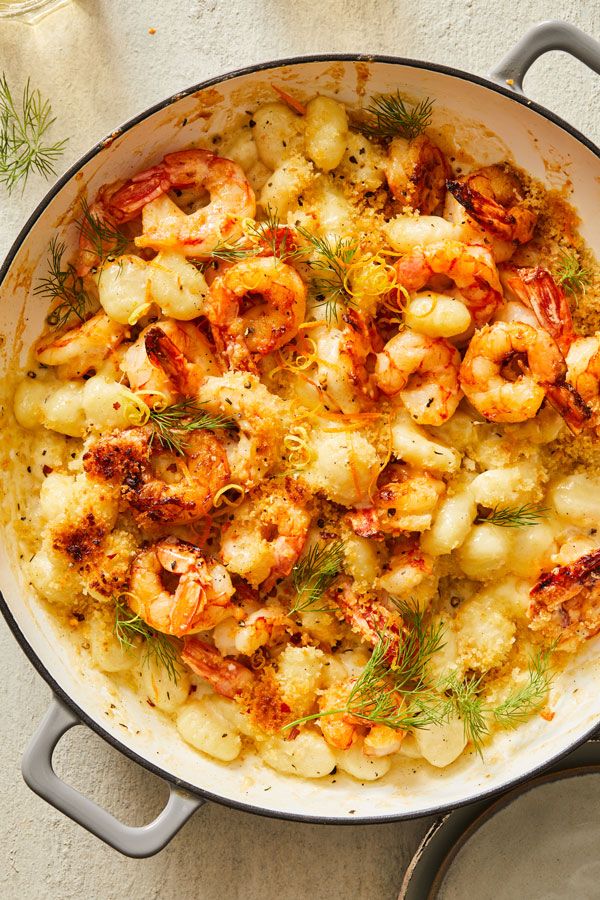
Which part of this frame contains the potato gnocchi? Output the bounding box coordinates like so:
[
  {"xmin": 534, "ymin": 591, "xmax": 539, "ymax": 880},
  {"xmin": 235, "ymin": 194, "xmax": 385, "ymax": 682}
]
[{"xmin": 9, "ymin": 86, "xmax": 600, "ymax": 783}]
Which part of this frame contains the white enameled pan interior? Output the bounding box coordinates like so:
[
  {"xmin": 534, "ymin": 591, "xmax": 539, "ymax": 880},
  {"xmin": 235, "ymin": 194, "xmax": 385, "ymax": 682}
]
[{"xmin": 1, "ymin": 58, "xmax": 600, "ymax": 822}]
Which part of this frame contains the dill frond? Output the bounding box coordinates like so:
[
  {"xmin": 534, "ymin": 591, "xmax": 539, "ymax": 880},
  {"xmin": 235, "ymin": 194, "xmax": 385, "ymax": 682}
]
[
  {"xmin": 148, "ymin": 397, "xmax": 236, "ymax": 456},
  {"xmin": 296, "ymin": 226, "xmax": 358, "ymax": 322},
  {"xmin": 443, "ymin": 671, "xmax": 489, "ymax": 756},
  {"xmin": 114, "ymin": 597, "xmax": 179, "ymax": 683},
  {"xmin": 555, "ymin": 249, "xmax": 592, "ymax": 296},
  {"xmin": 475, "ymin": 502, "xmax": 549, "ymax": 528},
  {"xmin": 284, "ymin": 605, "xmax": 449, "ymax": 732},
  {"xmin": 33, "ymin": 237, "xmax": 93, "ymax": 329},
  {"xmin": 0, "ymin": 73, "xmax": 67, "ymax": 193},
  {"xmin": 290, "ymin": 540, "xmax": 345, "ymax": 613},
  {"xmin": 79, "ymin": 198, "xmax": 129, "ymax": 267},
  {"xmin": 360, "ymin": 93, "xmax": 433, "ymax": 141},
  {"xmin": 493, "ymin": 646, "xmax": 554, "ymax": 727}
]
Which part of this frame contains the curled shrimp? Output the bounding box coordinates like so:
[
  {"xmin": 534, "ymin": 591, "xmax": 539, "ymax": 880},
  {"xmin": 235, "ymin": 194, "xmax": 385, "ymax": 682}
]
[
  {"xmin": 502, "ymin": 265, "xmax": 576, "ymax": 355},
  {"xmin": 36, "ymin": 312, "xmax": 129, "ymax": 379},
  {"xmin": 220, "ymin": 478, "xmax": 310, "ymax": 590},
  {"xmin": 375, "ymin": 329, "xmax": 462, "ymax": 425},
  {"xmin": 129, "ymin": 537, "xmax": 236, "ymax": 637},
  {"xmin": 529, "ymin": 547, "xmax": 600, "ymax": 647},
  {"xmin": 459, "ymin": 320, "xmax": 589, "ymax": 430},
  {"xmin": 310, "ymin": 307, "xmax": 377, "ymax": 414},
  {"xmin": 348, "ymin": 464, "xmax": 445, "ymax": 537},
  {"xmin": 207, "ymin": 257, "xmax": 307, "ymax": 371},
  {"xmin": 120, "ymin": 320, "xmax": 221, "ymax": 405},
  {"xmin": 385, "ymin": 134, "xmax": 450, "ymax": 214},
  {"xmin": 81, "ymin": 149, "xmax": 255, "ymax": 265},
  {"xmin": 84, "ymin": 426, "xmax": 230, "ymax": 526},
  {"xmin": 395, "ymin": 240, "xmax": 503, "ymax": 327},
  {"xmin": 181, "ymin": 635, "xmax": 254, "ymax": 698},
  {"xmin": 447, "ymin": 164, "xmax": 537, "ymax": 245}
]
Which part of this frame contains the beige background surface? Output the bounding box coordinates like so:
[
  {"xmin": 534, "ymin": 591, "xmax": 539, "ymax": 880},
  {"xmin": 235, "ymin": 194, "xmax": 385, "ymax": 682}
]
[{"xmin": 0, "ymin": 1, "xmax": 599, "ymax": 898}]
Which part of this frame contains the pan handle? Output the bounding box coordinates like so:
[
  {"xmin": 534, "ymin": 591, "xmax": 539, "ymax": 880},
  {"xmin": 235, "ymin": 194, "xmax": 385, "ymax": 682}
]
[
  {"xmin": 21, "ymin": 695, "xmax": 205, "ymax": 857},
  {"xmin": 489, "ymin": 20, "xmax": 600, "ymax": 94}
]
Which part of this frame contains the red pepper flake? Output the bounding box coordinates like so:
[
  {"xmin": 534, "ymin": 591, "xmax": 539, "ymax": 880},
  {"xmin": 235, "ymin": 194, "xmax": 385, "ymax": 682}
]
[
  {"xmin": 42, "ymin": 464, "xmax": 53, "ymax": 476},
  {"xmin": 540, "ymin": 708, "xmax": 555, "ymax": 722}
]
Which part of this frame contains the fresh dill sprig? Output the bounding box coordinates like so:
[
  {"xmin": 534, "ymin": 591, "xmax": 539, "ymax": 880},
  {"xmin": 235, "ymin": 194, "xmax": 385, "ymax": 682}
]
[
  {"xmin": 114, "ymin": 597, "xmax": 179, "ymax": 683},
  {"xmin": 79, "ymin": 198, "xmax": 129, "ymax": 268},
  {"xmin": 246, "ymin": 207, "xmax": 308, "ymax": 262},
  {"xmin": 201, "ymin": 238, "xmax": 257, "ymax": 264},
  {"xmin": 200, "ymin": 208, "xmax": 308, "ymax": 265},
  {"xmin": 148, "ymin": 397, "xmax": 236, "ymax": 455},
  {"xmin": 359, "ymin": 92, "xmax": 433, "ymax": 141},
  {"xmin": 0, "ymin": 74, "xmax": 67, "ymax": 193},
  {"xmin": 290, "ymin": 540, "xmax": 345, "ymax": 613},
  {"xmin": 493, "ymin": 646, "xmax": 554, "ymax": 727},
  {"xmin": 33, "ymin": 236, "xmax": 93, "ymax": 329},
  {"xmin": 284, "ymin": 604, "xmax": 448, "ymax": 732},
  {"xmin": 475, "ymin": 502, "xmax": 549, "ymax": 528},
  {"xmin": 295, "ymin": 225, "xmax": 358, "ymax": 322},
  {"xmin": 444, "ymin": 646, "xmax": 555, "ymax": 754},
  {"xmin": 555, "ymin": 249, "xmax": 592, "ymax": 296},
  {"xmin": 443, "ymin": 671, "xmax": 489, "ymax": 756}
]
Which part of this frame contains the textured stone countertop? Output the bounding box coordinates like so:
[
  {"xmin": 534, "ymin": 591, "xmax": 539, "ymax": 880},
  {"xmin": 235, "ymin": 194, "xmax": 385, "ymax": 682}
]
[{"xmin": 0, "ymin": 2, "xmax": 599, "ymax": 898}]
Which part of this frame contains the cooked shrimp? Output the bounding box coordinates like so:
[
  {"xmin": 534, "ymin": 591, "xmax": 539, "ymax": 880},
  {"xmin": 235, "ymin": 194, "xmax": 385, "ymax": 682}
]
[
  {"xmin": 317, "ymin": 681, "xmax": 405, "ymax": 756},
  {"xmin": 385, "ymin": 134, "xmax": 450, "ymax": 214},
  {"xmin": 333, "ymin": 578, "xmax": 401, "ymax": 652},
  {"xmin": 502, "ymin": 266, "xmax": 576, "ymax": 355},
  {"xmin": 529, "ymin": 547, "xmax": 600, "ymax": 647},
  {"xmin": 395, "ymin": 241, "xmax": 503, "ymax": 327},
  {"xmin": 36, "ymin": 312, "xmax": 129, "ymax": 379},
  {"xmin": 181, "ymin": 636, "xmax": 254, "ymax": 698},
  {"xmin": 122, "ymin": 149, "xmax": 255, "ymax": 256},
  {"xmin": 213, "ymin": 604, "xmax": 297, "ymax": 656},
  {"xmin": 566, "ymin": 334, "xmax": 600, "ymax": 425},
  {"xmin": 460, "ymin": 320, "xmax": 590, "ymax": 430},
  {"xmin": 447, "ymin": 164, "xmax": 537, "ymax": 245},
  {"xmin": 120, "ymin": 320, "xmax": 221, "ymax": 405},
  {"xmin": 348, "ymin": 465, "xmax": 445, "ymax": 536},
  {"xmin": 129, "ymin": 537, "xmax": 235, "ymax": 637},
  {"xmin": 375, "ymin": 329, "xmax": 462, "ymax": 425},
  {"xmin": 207, "ymin": 257, "xmax": 306, "ymax": 371},
  {"xmin": 220, "ymin": 479, "xmax": 310, "ymax": 590},
  {"xmin": 196, "ymin": 371, "xmax": 291, "ymax": 489},
  {"xmin": 84, "ymin": 427, "xmax": 230, "ymax": 526},
  {"xmin": 310, "ymin": 308, "xmax": 377, "ymax": 413}
]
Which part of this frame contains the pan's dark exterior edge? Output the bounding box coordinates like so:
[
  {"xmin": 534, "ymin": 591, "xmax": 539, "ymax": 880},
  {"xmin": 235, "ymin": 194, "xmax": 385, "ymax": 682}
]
[{"xmin": 1, "ymin": 52, "xmax": 599, "ymax": 826}]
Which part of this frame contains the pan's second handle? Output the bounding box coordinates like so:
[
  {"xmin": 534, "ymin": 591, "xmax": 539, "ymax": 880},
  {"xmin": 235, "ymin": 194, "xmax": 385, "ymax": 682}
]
[
  {"xmin": 22, "ymin": 695, "xmax": 205, "ymax": 857},
  {"xmin": 489, "ymin": 20, "xmax": 600, "ymax": 94}
]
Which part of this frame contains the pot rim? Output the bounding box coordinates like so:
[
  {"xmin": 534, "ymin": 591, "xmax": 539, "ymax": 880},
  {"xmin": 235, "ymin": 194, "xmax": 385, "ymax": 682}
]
[{"xmin": 1, "ymin": 52, "xmax": 599, "ymax": 825}]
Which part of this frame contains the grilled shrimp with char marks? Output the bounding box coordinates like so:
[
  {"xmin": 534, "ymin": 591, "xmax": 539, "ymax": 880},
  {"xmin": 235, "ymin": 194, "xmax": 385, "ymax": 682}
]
[
  {"xmin": 385, "ymin": 134, "xmax": 450, "ymax": 214},
  {"xmin": 84, "ymin": 426, "xmax": 230, "ymax": 526},
  {"xmin": 529, "ymin": 547, "xmax": 600, "ymax": 648},
  {"xmin": 447, "ymin": 164, "xmax": 537, "ymax": 246}
]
